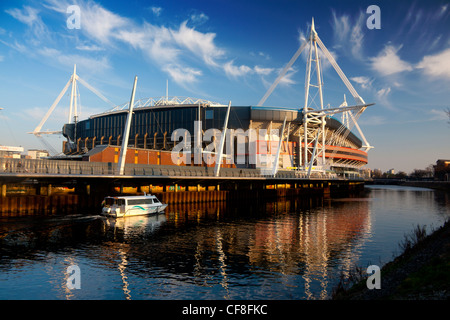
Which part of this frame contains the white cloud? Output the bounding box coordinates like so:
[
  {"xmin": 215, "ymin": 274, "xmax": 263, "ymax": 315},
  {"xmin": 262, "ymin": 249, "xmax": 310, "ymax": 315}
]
[
  {"xmin": 6, "ymin": 6, "xmax": 40, "ymax": 27},
  {"xmin": 163, "ymin": 64, "xmax": 202, "ymax": 85},
  {"xmin": 416, "ymin": 48, "xmax": 450, "ymax": 79},
  {"xmin": 251, "ymin": 51, "xmax": 270, "ymax": 60},
  {"xmin": 190, "ymin": 12, "xmax": 209, "ymax": 25},
  {"xmin": 350, "ymin": 76, "xmax": 372, "ymax": 89},
  {"xmin": 13, "ymin": 0, "xmax": 281, "ymax": 88},
  {"xmin": 370, "ymin": 45, "xmax": 413, "ymax": 76},
  {"xmin": 331, "ymin": 12, "xmax": 350, "ymax": 43},
  {"xmin": 331, "ymin": 11, "xmax": 365, "ymax": 59},
  {"xmin": 172, "ymin": 21, "xmax": 224, "ymax": 67},
  {"xmin": 350, "ymin": 13, "xmax": 365, "ymax": 59},
  {"xmin": 151, "ymin": 7, "xmax": 162, "ymax": 17},
  {"xmin": 428, "ymin": 108, "xmax": 447, "ymax": 121},
  {"xmin": 76, "ymin": 44, "xmax": 104, "ymax": 51},
  {"xmin": 224, "ymin": 61, "xmax": 253, "ymax": 77},
  {"xmin": 376, "ymin": 87, "xmax": 391, "ymax": 98},
  {"xmin": 6, "ymin": 5, "xmax": 49, "ymax": 42},
  {"xmin": 254, "ymin": 66, "xmax": 273, "ymax": 76},
  {"xmin": 278, "ymin": 68, "xmax": 298, "ymax": 86},
  {"xmin": 79, "ymin": 2, "xmax": 128, "ymax": 45},
  {"xmin": 38, "ymin": 47, "xmax": 110, "ymax": 72}
]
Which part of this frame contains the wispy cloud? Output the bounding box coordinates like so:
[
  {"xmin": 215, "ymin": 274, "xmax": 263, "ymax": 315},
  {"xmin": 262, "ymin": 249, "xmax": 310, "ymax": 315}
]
[
  {"xmin": 370, "ymin": 44, "xmax": 413, "ymax": 76},
  {"xmin": 38, "ymin": 47, "xmax": 111, "ymax": 72},
  {"xmin": 163, "ymin": 64, "xmax": 203, "ymax": 86},
  {"xmin": 350, "ymin": 76, "xmax": 373, "ymax": 89},
  {"xmin": 171, "ymin": 21, "xmax": 224, "ymax": 67},
  {"xmin": 6, "ymin": 6, "xmax": 40, "ymax": 26},
  {"xmin": 75, "ymin": 44, "xmax": 104, "ymax": 51},
  {"xmin": 224, "ymin": 60, "xmax": 253, "ymax": 78},
  {"xmin": 428, "ymin": 108, "xmax": 448, "ymax": 121},
  {"xmin": 37, "ymin": 0, "xmax": 267, "ymax": 87},
  {"xmin": 150, "ymin": 7, "xmax": 162, "ymax": 17},
  {"xmin": 190, "ymin": 12, "xmax": 209, "ymax": 25},
  {"xmin": 416, "ymin": 48, "xmax": 450, "ymax": 79},
  {"xmin": 358, "ymin": 115, "xmax": 387, "ymax": 126},
  {"xmin": 331, "ymin": 10, "xmax": 366, "ymax": 59},
  {"xmin": 253, "ymin": 66, "xmax": 274, "ymax": 76},
  {"xmin": 5, "ymin": 5, "xmax": 50, "ymax": 44}
]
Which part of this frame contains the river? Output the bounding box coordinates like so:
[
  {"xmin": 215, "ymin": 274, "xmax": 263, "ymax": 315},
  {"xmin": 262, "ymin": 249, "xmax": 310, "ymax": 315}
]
[{"xmin": 0, "ymin": 185, "xmax": 449, "ymax": 300}]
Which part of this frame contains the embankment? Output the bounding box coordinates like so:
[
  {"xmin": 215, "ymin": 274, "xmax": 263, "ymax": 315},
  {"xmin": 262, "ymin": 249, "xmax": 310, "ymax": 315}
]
[{"xmin": 333, "ymin": 220, "xmax": 450, "ymax": 300}]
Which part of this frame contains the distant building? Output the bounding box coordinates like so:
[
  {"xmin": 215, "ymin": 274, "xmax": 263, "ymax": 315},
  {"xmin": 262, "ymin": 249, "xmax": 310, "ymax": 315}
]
[
  {"xmin": 0, "ymin": 145, "xmax": 24, "ymax": 159},
  {"xmin": 434, "ymin": 159, "xmax": 450, "ymax": 181},
  {"xmin": 387, "ymin": 168, "xmax": 395, "ymax": 175},
  {"xmin": 371, "ymin": 168, "xmax": 382, "ymax": 178},
  {"xmin": 23, "ymin": 149, "xmax": 50, "ymax": 159}
]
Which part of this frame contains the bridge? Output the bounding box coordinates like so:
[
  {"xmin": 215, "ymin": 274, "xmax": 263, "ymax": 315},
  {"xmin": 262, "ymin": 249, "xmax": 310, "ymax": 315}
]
[{"xmin": 0, "ymin": 157, "xmax": 366, "ymax": 216}]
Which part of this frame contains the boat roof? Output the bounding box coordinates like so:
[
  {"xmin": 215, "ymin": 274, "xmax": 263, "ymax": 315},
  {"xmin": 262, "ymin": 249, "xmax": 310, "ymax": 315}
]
[{"xmin": 105, "ymin": 194, "xmax": 158, "ymax": 199}]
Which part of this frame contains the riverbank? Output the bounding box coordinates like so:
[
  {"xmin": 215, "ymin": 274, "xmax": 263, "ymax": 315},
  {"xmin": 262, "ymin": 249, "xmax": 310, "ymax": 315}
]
[{"xmin": 332, "ymin": 219, "xmax": 450, "ymax": 300}]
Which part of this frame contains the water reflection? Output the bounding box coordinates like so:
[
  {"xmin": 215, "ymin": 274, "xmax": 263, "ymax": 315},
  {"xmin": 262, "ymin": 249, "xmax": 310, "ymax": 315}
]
[
  {"xmin": 101, "ymin": 214, "xmax": 167, "ymax": 241},
  {"xmin": 0, "ymin": 186, "xmax": 449, "ymax": 300}
]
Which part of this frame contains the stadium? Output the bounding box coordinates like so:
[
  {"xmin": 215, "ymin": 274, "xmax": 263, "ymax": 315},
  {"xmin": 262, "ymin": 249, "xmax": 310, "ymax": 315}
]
[{"xmin": 61, "ymin": 96, "xmax": 369, "ymax": 176}]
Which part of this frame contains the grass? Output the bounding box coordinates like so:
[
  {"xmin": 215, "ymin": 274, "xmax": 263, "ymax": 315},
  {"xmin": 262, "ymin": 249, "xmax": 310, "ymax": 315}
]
[
  {"xmin": 332, "ymin": 221, "xmax": 450, "ymax": 300},
  {"xmin": 395, "ymin": 256, "xmax": 450, "ymax": 297},
  {"xmin": 398, "ymin": 224, "xmax": 429, "ymax": 253}
]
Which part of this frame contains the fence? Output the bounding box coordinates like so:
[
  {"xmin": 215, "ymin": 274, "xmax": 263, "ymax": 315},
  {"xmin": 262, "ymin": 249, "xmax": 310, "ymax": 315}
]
[{"xmin": 0, "ymin": 157, "xmax": 361, "ymax": 180}]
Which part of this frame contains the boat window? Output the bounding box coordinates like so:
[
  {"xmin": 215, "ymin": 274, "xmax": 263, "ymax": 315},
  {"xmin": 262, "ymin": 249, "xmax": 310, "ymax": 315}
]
[
  {"xmin": 127, "ymin": 198, "xmax": 155, "ymax": 205},
  {"xmin": 104, "ymin": 198, "xmax": 114, "ymax": 207}
]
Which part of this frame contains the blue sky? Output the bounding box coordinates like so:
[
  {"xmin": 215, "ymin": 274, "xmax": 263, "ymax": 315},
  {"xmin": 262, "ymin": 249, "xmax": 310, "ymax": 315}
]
[{"xmin": 0, "ymin": 0, "xmax": 449, "ymax": 173}]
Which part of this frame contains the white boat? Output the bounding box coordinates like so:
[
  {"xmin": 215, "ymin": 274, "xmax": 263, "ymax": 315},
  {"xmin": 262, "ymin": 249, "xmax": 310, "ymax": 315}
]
[{"xmin": 101, "ymin": 194, "xmax": 168, "ymax": 218}]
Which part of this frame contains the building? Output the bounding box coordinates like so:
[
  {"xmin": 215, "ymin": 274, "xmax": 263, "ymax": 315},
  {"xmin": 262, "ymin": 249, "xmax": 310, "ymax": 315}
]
[
  {"xmin": 61, "ymin": 99, "xmax": 369, "ymax": 176},
  {"xmin": 0, "ymin": 145, "xmax": 24, "ymax": 159},
  {"xmin": 23, "ymin": 149, "xmax": 50, "ymax": 160},
  {"xmin": 434, "ymin": 159, "xmax": 450, "ymax": 181}
]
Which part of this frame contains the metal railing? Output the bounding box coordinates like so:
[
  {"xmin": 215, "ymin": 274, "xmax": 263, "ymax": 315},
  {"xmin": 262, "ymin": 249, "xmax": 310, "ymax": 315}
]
[{"xmin": 0, "ymin": 157, "xmax": 362, "ymax": 180}]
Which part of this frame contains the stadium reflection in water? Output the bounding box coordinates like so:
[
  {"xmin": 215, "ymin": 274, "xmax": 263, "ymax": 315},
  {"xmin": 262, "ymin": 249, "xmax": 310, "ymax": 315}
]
[
  {"xmin": 95, "ymin": 197, "xmax": 371, "ymax": 299},
  {"xmin": 1, "ymin": 186, "xmax": 449, "ymax": 300}
]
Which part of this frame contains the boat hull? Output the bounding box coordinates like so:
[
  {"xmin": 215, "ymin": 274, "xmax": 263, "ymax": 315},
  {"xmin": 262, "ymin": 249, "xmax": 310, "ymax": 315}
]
[{"xmin": 101, "ymin": 203, "xmax": 168, "ymax": 218}]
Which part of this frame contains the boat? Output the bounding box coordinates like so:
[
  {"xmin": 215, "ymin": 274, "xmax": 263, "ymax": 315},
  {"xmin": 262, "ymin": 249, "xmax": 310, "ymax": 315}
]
[{"xmin": 101, "ymin": 193, "xmax": 168, "ymax": 218}]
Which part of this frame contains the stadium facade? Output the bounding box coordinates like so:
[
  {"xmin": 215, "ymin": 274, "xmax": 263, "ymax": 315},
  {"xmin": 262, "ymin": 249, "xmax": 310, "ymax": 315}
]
[{"xmin": 61, "ymin": 97, "xmax": 368, "ymax": 176}]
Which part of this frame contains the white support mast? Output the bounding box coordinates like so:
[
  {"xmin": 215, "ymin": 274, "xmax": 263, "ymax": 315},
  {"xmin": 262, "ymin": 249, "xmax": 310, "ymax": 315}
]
[
  {"xmin": 272, "ymin": 116, "xmax": 287, "ymax": 176},
  {"xmin": 31, "ymin": 64, "xmax": 115, "ymax": 137},
  {"xmin": 68, "ymin": 64, "xmax": 76, "ymax": 123},
  {"xmin": 118, "ymin": 76, "xmax": 138, "ymax": 175},
  {"xmin": 255, "ymin": 18, "xmax": 374, "ymax": 175},
  {"xmin": 303, "ymin": 18, "xmax": 326, "ymax": 173},
  {"xmin": 214, "ymin": 101, "xmax": 232, "ymax": 177}
]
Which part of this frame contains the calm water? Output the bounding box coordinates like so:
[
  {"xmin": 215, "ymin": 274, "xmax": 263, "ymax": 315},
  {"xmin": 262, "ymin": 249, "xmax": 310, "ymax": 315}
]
[{"xmin": 0, "ymin": 185, "xmax": 449, "ymax": 300}]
